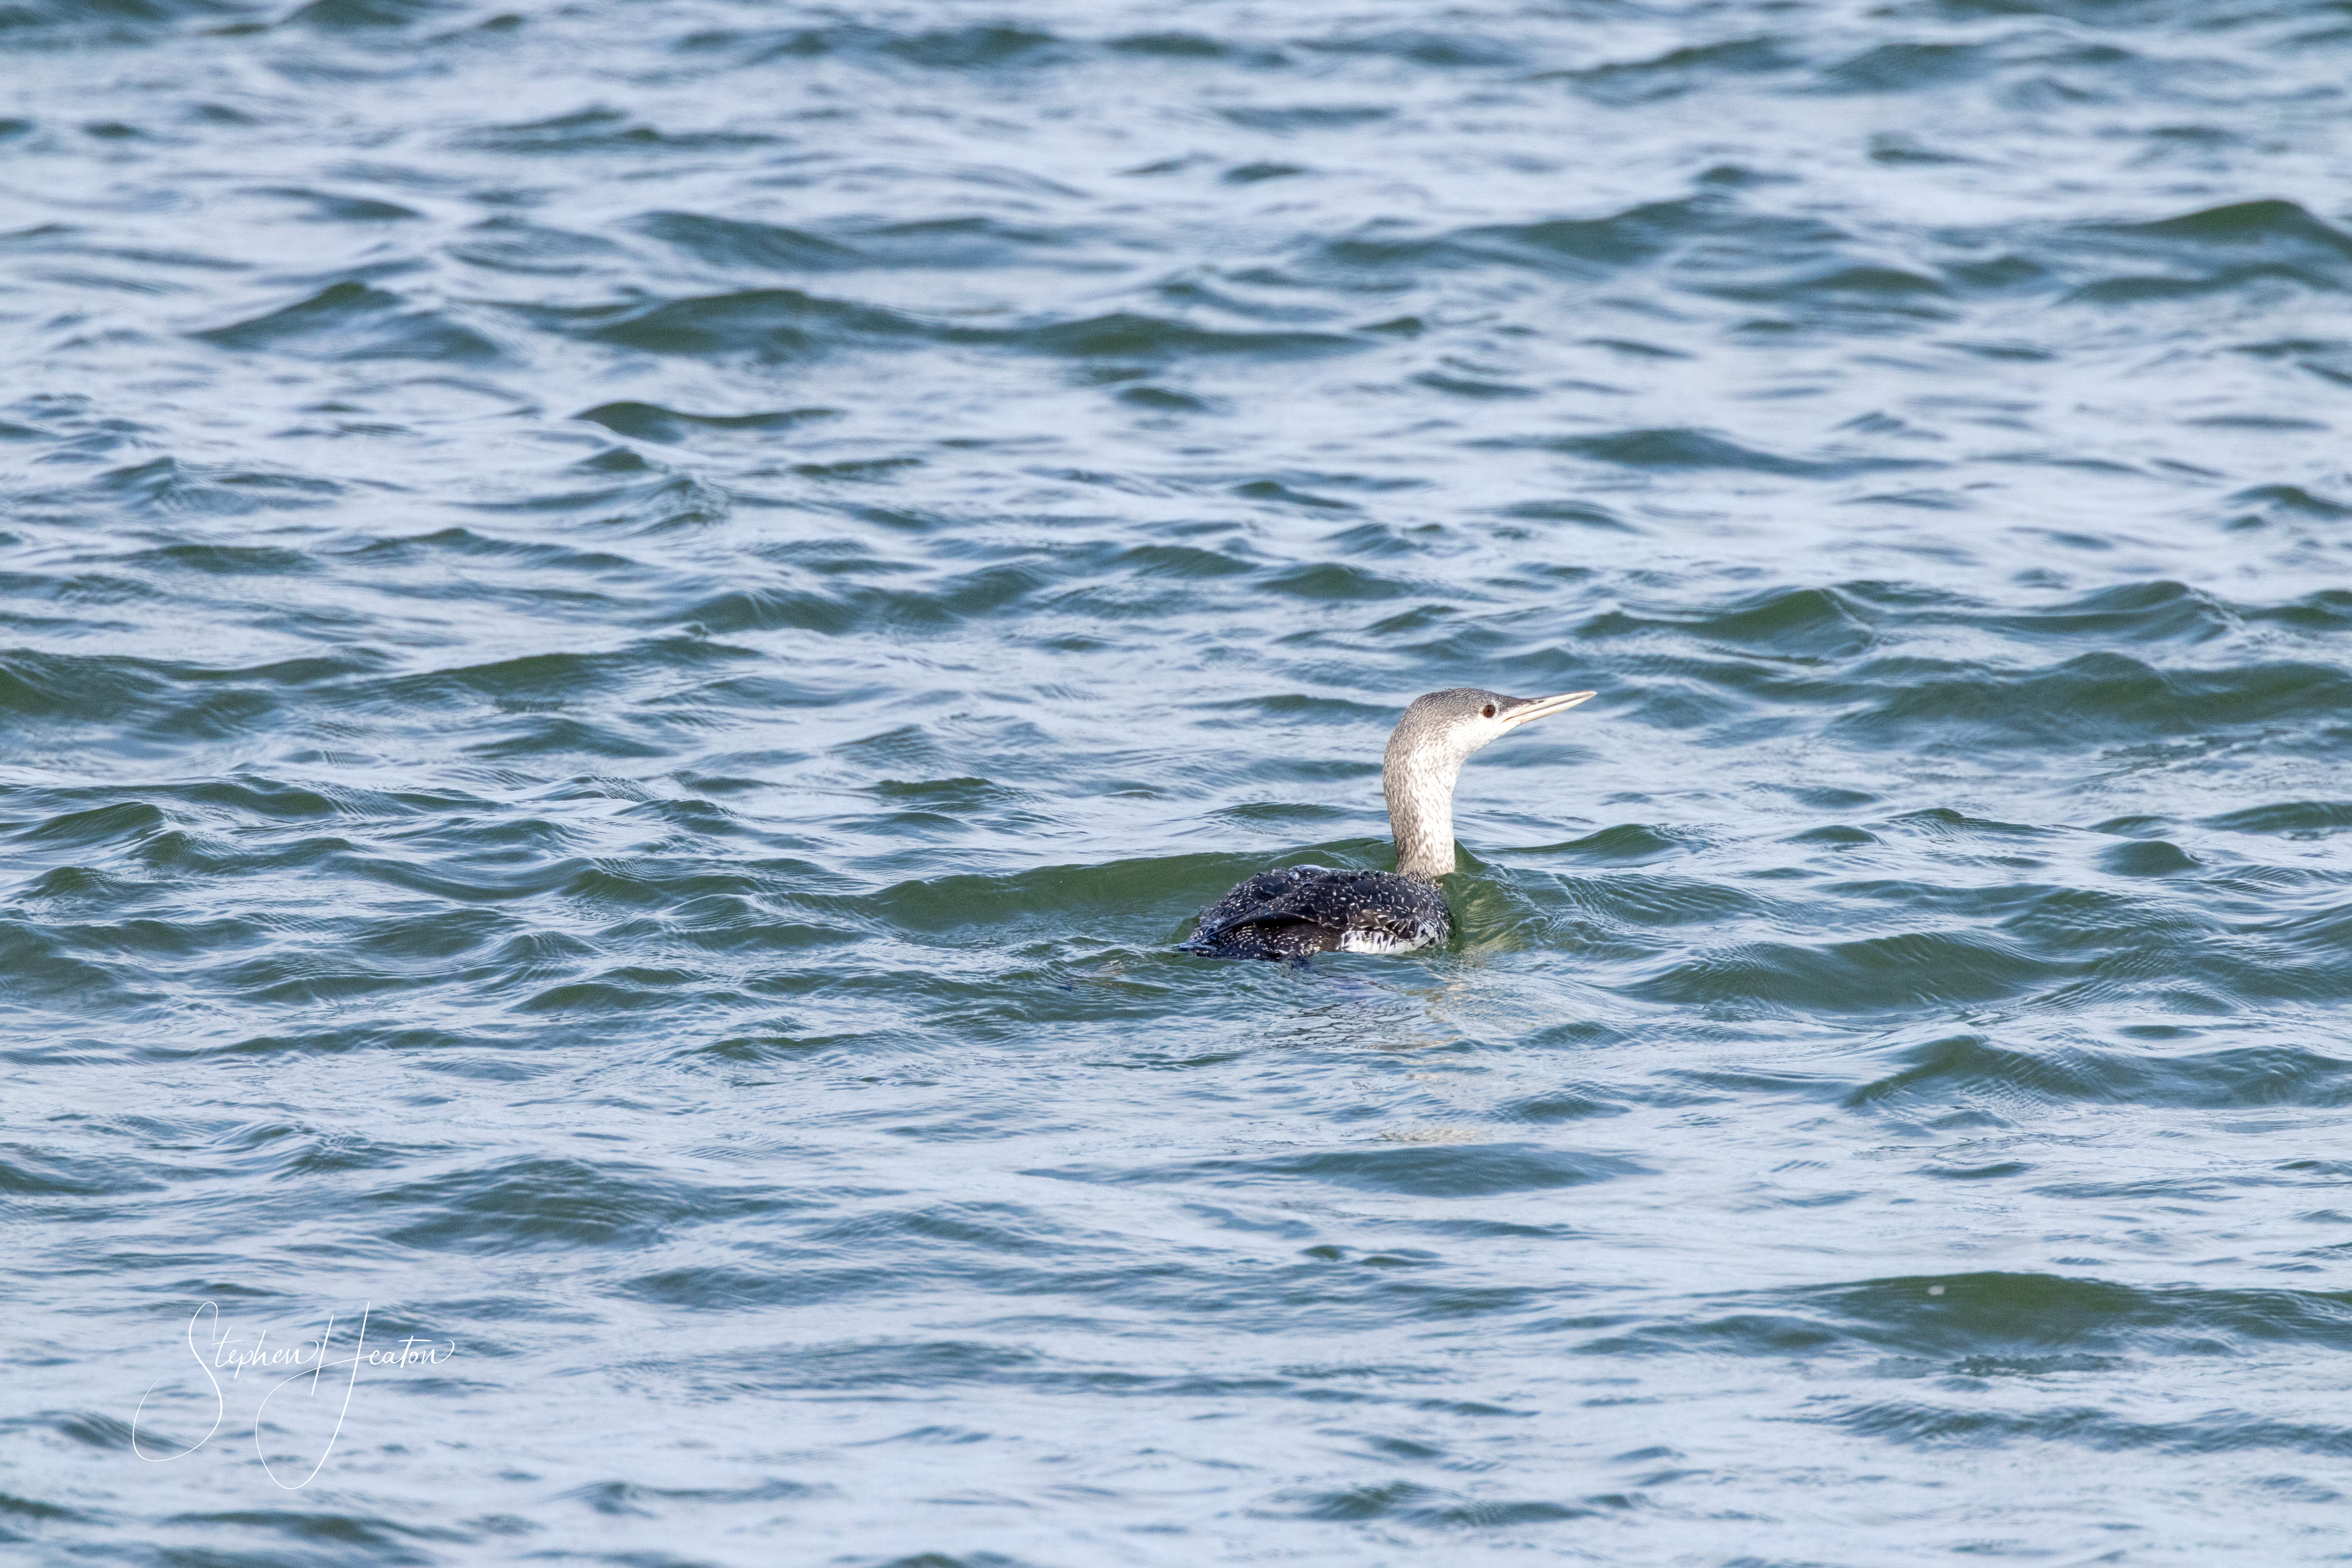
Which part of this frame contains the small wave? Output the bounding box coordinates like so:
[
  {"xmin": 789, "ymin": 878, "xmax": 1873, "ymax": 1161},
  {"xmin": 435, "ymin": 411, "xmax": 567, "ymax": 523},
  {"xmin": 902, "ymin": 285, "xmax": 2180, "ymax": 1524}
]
[
  {"xmin": 1847, "ymin": 1034, "xmax": 2352, "ymax": 1111},
  {"xmin": 1221, "ymin": 160, "xmax": 1303, "ymax": 186},
  {"xmin": 1220, "ymin": 104, "xmax": 1393, "ymax": 133},
  {"xmin": 0, "ymin": 649, "xmax": 376, "ymax": 739},
  {"xmin": 1113, "ymin": 543, "xmax": 1255, "ymax": 579},
  {"xmin": 1826, "ymin": 1401, "xmax": 2352, "ymax": 1457},
  {"xmin": 1698, "ymin": 260, "xmax": 1956, "ymax": 327},
  {"xmin": 345, "ymin": 524, "xmax": 644, "ymax": 573},
  {"xmin": 0, "ymin": 1143, "xmax": 161, "ymax": 1197},
  {"xmin": 127, "ymin": 542, "xmax": 317, "ymax": 575},
  {"xmin": 532, "ymin": 289, "xmax": 1360, "ymax": 365},
  {"xmin": 1635, "ymin": 930, "xmax": 2059, "ymax": 1015},
  {"xmin": 247, "ymin": 185, "xmax": 420, "ymax": 223},
  {"xmin": 445, "ymin": 216, "xmax": 624, "ymax": 277},
  {"xmin": 732, "ymin": 1339, "xmax": 1042, "ymax": 1393},
  {"xmin": 1256, "ymin": 562, "xmax": 1410, "ymax": 601},
  {"xmin": 1925, "ymin": 0, "xmax": 2185, "ymax": 19},
  {"xmin": 468, "ymin": 469, "xmax": 728, "ymax": 532},
  {"xmin": 844, "ymin": 852, "xmax": 1247, "ymax": 943},
  {"xmin": 0, "ymin": 919, "xmax": 141, "ymax": 1010},
  {"xmin": 1301, "ymin": 29, "xmax": 1524, "ymax": 68},
  {"xmin": 668, "ymin": 563, "xmax": 1045, "ymax": 637},
  {"xmin": 532, "ymin": 287, "xmax": 922, "ymax": 360},
  {"xmin": 372, "ymin": 640, "xmax": 731, "ymax": 709},
  {"xmin": 2230, "ymin": 339, "xmax": 2352, "ymax": 390},
  {"xmin": 0, "ymin": 0, "xmax": 255, "ymax": 30},
  {"xmin": 1556, "ymin": 874, "xmax": 1768, "ymax": 927},
  {"xmin": 16, "ymin": 799, "xmax": 165, "ymax": 847},
  {"xmin": 2205, "ymin": 801, "xmax": 2352, "ymax": 838},
  {"xmin": 1270, "ymin": 1481, "xmax": 1599, "ymax": 1525},
  {"xmin": 1485, "ymin": 427, "xmax": 1931, "ymax": 479},
  {"xmin": 457, "ymin": 106, "xmax": 776, "ymax": 155},
  {"xmin": 1581, "ymin": 584, "xmax": 1879, "ymax": 660},
  {"xmin": 1532, "ymin": 825, "xmax": 1697, "ymax": 867},
  {"xmin": 1984, "ymin": 580, "xmax": 2237, "ymax": 644},
  {"xmin": 633, "ymin": 211, "xmax": 864, "ymax": 272},
  {"xmin": 1318, "ymin": 196, "xmax": 1703, "ymax": 278},
  {"xmin": 1104, "ymin": 31, "xmax": 1267, "ymax": 62},
  {"xmin": 887, "ymin": 22, "xmax": 1066, "ymax": 69},
  {"xmin": 1039, "ymin": 1143, "xmax": 1649, "ymax": 1198},
  {"xmin": 1548, "ymin": 37, "xmax": 1800, "ymax": 105},
  {"xmin": 573, "ymin": 401, "xmax": 837, "ymax": 445},
  {"xmin": 370, "ymin": 1156, "xmax": 786, "ymax": 1253},
  {"xmin": 194, "ymin": 280, "xmax": 501, "ymax": 362},
  {"xmin": 42, "ymin": 456, "xmax": 341, "ymax": 518},
  {"xmin": 622, "ymin": 1265, "xmax": 849, "ymax": 1311},
  {"xmin": 1815, "ymin": 39, "xmax": 2000, "ymax": 93},
  {"xmin": 1497, "ymin": 498, "xmax": 1637, "ymax": 533},
  {"xmin": 468, "ymin": 715, "xmax": 671, "ymax": 761},
  {"xmin": 1587, "ymin": 1270, "xmax": 2352, "ymax": 1366},
  {"xmin": 2067, "ymin": 199, "xmax": 2352, "ymax": 303},
  {"xmin": 1838, "ymin": 652, "xmax": 2352, "ymax": 750},
  {"xmin": 284, "ymin": 0, "xmax": 447, "ymax": 27},
  {"xmin": 2109, "ymin": 198, "xmax": 2352, "ymax": 261},
  {"xmin": 2096, "ymin": 838, "xmax": 2198, "ymax": 876},
  {"xmin": 1014, "ymin": 311, "xmax": 1358, "ymax": 360}
]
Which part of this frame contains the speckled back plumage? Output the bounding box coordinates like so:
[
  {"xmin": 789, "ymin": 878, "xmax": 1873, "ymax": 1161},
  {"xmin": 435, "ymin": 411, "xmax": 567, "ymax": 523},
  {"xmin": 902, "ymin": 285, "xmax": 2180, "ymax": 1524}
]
[{"xmin": 1181, "ymin": 866, "xmax": 1451, "ymax": 962}]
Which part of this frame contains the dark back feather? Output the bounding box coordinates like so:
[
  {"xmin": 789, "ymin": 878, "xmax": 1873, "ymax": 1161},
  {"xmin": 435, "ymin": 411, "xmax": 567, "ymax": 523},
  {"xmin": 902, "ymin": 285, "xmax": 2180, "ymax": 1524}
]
[{"xmin": 1185, "ymin": 866, "xmax": 1450, "ymax": 960}]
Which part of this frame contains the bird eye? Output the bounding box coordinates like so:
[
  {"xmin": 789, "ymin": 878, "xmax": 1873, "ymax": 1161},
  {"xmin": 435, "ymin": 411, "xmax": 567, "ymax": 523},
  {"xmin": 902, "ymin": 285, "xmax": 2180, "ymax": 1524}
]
[{"xmin": 1481, "ymin": 703, "xmax": 1496, "ymax": 718}]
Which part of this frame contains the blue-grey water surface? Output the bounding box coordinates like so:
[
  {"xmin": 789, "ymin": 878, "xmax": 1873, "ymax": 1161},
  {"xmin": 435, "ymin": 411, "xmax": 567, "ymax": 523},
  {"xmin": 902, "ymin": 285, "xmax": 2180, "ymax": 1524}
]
[{"xmin": 6, "ymin": 0, "xmax": 2352, "ymax": 1561}]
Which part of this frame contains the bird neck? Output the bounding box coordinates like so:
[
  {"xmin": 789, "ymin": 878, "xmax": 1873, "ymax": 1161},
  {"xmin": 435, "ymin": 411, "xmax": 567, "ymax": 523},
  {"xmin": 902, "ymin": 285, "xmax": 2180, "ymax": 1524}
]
[{"xmin": 1383, "ymin": 742, "xmax": 1462, "ymax": 882}]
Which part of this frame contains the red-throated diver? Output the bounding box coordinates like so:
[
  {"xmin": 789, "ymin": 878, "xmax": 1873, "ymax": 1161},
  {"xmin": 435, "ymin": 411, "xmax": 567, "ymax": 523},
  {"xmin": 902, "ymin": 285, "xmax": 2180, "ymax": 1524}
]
[{"xmin": 1183, "ymin": 686, "xmax": 1598, "ymax": 962}]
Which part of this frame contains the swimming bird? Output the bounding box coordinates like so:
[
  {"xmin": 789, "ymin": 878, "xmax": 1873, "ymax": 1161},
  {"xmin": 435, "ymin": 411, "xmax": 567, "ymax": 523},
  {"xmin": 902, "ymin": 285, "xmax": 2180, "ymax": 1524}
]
[{"xmin": 1183, "ymin": 687, "xmax": 1597, "ymax": 962}]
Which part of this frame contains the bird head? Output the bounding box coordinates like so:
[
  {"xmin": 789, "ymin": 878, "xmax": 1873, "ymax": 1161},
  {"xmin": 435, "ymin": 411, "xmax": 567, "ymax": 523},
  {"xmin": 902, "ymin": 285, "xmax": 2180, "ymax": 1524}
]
[{"xmin": 1388, "ymin": 686, "xmax": 1598, "ymax": 768}]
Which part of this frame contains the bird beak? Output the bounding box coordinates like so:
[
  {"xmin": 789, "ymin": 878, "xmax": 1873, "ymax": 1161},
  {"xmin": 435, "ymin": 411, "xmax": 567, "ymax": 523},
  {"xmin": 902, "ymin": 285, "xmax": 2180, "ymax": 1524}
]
[{"xmin": 1500, "ymin": 690, "xmax": 1597, "ymax": 730}]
